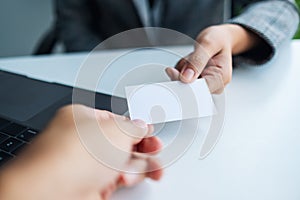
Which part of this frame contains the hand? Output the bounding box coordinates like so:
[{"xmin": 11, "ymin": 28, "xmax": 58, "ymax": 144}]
[
  {"xmin": 166, "ymin": 24, "xmax": 260, "ymax": 93},
  {"xmin": 0, "ymin": 105, "xmax": 163, "ymax": 200}
]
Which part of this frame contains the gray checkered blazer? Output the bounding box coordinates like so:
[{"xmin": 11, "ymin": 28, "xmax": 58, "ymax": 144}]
[{"xmin": 56, "ymin": 0, "xmax": 299, "ymax": 64}]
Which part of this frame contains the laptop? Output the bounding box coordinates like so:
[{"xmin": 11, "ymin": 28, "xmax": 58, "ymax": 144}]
[{"xmin": 0, "ymin": 69, "xmax": 128, "ymax": 166}]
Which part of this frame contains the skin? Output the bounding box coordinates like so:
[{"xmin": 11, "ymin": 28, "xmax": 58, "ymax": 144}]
[
  {"xmin": 0, "ymin": 24, "xmax": 261, "ymax": 200},
  {"xmin": 0, "ymin": 105, "xmax": 163, "ymax": 200},
  {"xmin": 166, "ymin": 24, "xmax": 261, "ymax": 93}
]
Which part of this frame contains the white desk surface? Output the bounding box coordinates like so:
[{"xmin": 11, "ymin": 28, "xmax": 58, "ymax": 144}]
[{"xmin": 0, "ymin": 41, "xmax": 300, "ymax": 200}]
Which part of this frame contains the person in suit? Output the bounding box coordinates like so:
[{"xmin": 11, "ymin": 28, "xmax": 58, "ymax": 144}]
[
  {"xmin": 55, "ymin": 0, "xmax": 299, "ymax": 93},
  {"xmin": 0, "ymin": 105, "xmax": 163, "ymax": 200}
]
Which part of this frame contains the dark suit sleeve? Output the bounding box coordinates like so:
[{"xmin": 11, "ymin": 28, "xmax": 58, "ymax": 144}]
[
  {"xmin": 56, "ymin": 0, "xmax": 102, "ymax": 52},
  {"xmin": 228, "ymin": 0, "xmax": 299, "ymax": 65}
]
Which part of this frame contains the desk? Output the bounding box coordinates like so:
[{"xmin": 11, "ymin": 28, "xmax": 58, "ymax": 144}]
[{"xmin": 0, "ymin": 41, "xmax": 300, "ymax": 200}]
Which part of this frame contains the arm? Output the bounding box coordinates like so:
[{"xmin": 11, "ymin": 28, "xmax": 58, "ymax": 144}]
[
  {"xmin": 0, "ymin": 105, "xmax": 163, "ymax": 200},
  {"xmin": 55, "ymin": 0, "xmax": 102, "ymax": 52},
  {"xmin": 229, "ymin": 0, "xmax": 300, "ymax": 65},
  {"xmin": 166, "ymin": 0, "xmax": 299, "ymax": 93}
]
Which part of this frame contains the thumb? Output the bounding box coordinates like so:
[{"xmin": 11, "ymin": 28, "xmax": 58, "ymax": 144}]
[
  {"xmin": 113, "ymin": 117, "xmax": 153, "ymax": 145},
  {"xmin": 179, "ymin": 43, "xmax": 220, "ymax": 83}
]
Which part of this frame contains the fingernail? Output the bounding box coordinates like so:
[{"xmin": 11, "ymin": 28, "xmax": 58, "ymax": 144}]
[
  {"xmin": 132, "ymin": 119, "xmax": 147, "ymax": 129},
  {"xmin": 182, "ymin": 68, "xmax": 195, "ymax": 81}
]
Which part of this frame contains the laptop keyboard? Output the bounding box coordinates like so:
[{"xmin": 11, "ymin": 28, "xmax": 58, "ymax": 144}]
[{"xmin": 0, "ymin": 117, "xmax": 39, "ymax": 166}]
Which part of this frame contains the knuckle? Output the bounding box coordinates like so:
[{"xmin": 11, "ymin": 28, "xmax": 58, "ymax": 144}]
[
  {"xmin": 197, "ymin": 26, "xmax": 219, "ymax": 44},
  {"xmin": 197, "ymin": 26, "xmax": 218, "ymax": 41},
  {"xmin": 208, "ymin": 67, "xmax": 223, "ymax": 83},
  {"xmin": 57, "ymin": 105, "xmax": 74, "ymax": 116},
  {"xmin": 100, "ymin": 110, "xmax": 114, "ymax": 120},
  {"xmin": 196, "ymin": 26, "xmax": 223, "ymax": 57},
  {"xmin": 55, "ymin": 104, "xmax": 90, "ymax": 127},
  {"xmin": 199, "ymin": 34, "xmax": 214, "ymax": 46},
  {"xmin": 187, "ymin": 54, "xmax": 204, "ymax": 73},
  {"xmin": 190, "ymin": 53, "xmax": 202, "ymax": 63},
  {"xmin": 213, "ymin": 70, "xmax": 223, "ymax": 81},
  {"xmin": 54, "ymin": 106, "xmax": 77, "ymax": 129}
]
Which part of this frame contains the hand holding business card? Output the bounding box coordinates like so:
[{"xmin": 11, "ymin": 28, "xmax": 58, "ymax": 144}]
[{"xmin": 125, "ymin": 79, "xmax": 215, "ymax": 124}]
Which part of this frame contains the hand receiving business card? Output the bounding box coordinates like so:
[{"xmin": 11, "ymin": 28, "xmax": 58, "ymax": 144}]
[{"xmin": 125, "ymin": 79, "xmax": 216, "ymax": 124}]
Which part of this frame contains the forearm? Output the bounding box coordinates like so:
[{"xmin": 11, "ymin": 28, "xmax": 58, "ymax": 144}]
[
  {"xmin": 0, "ymin": 153, "xmax": 62, "ymax": 200},
  {"xmin": 227, "ymin": 0, "xmax": 299, "ymax": 64},
  {"xmin": 230, "ymin": 0, "xmax": 299, "ymax": 48},
  {"xmin": 0, "ymin": 124, "xmax": 118, "ymax": 200},
  {"xmin": 0, "ymin": 133, "xmax": 78, "ymax": 200},
  {"xmin": 0, "ymin": 161, "xmax": 42, "ymax": 200}
]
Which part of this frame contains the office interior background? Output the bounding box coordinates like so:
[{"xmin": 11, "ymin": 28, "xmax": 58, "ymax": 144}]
[{"xmin": 0, "ymin": 0, "xmax": 299, "ymax": 58}]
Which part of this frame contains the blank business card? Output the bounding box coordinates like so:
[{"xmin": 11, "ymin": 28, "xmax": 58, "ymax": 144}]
[{"xmin": 125, "ymin": 79, "xmax": 216, "ymax": 124}]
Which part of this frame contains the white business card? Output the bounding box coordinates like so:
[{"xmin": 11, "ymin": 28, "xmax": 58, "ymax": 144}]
[{"xmin": 125, "ymin": 79, "xmax": 216, "ymax": 124}]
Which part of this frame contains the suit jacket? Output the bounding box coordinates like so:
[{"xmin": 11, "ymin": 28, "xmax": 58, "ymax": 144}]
[{"xmin": 55, "ymin": 0, "xmax": 299, "ymax": 64}]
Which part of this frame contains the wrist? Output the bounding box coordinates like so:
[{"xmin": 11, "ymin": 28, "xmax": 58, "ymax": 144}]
[{"xmin": 222, "ymin": 24, "xmax": 260, "ymax": 55}]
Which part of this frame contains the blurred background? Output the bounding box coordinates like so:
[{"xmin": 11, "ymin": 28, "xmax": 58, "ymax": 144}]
[
  {"xmin": 0, "ymin": 0, "xmax": 53, "ymax": 57},
  {"xmin": 295, "ymin": 0, "xmax": 300, "ymax": 38},
  {"xmin": 0, "ymin": 0, "xmax": 299, "ymax": 58}
]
